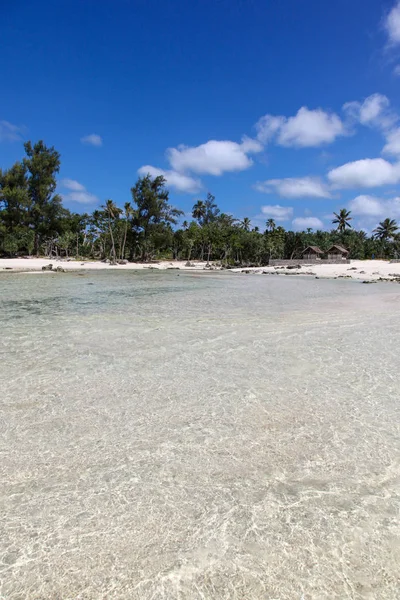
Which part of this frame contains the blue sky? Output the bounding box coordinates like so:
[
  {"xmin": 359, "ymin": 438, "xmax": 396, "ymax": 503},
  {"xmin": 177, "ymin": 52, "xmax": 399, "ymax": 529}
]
[{"xmin": 2, "ymin": 0, "xmax": 400, "ymax": 231}]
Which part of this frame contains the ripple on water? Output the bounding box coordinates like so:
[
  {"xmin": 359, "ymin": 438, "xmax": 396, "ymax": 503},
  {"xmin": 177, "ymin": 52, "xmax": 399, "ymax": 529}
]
[{"xmin": 1, "ymin": 271, "xmax": 400, "ymax": 599}]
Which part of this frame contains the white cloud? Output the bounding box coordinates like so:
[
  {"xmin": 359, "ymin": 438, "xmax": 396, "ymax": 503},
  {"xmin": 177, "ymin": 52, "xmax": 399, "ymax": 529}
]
[
  {"xmin": 328, "ymin": 158, "xmax": 400, "ymax": 188},
  {"xmin": 348, "ymin": 194, "xmax": 400, "ymax": 218},
  {"xmin": 348, "ymin": 195, "xmax": 387, "ymax": 217},
  {"xmin": 256, "ymin": 107, "xmax": 345, "ymax": 148},
  {"xmin": 0, "ymin": 120, "xmax": 24, "ymax": 142},
  {"xmin": 360, "ymin": 94, "xmax": 390, "ymax": 123},
  {"xmin": 292, "ymin": 217, "xmax": 324, "ymax": 231},
  {"xmin": 343, "ymin": 93, "xmax": 400, "ymax": 156},
  {"xmin": 260, "ymin": 205, "xmax": 293, "ymax": 221},
  {"xmin": 60, "ymin": 179, "xmax": 98, "ymax": 204},
  {"xmin": 359, "ymin": 93, "xmax": 390, "ymax": 123},
  {"xmin": 61, "ymin": 178, "xmax": 86, "ymax": 192},
  {"xmin": 166, "ymin": 138, "xmax": 262, "ymax": 175},
  {"xmin": 255, "ymin": 116, "xmax": 285, "ymax": 143},
  {"xmin": 279, "ymin": 108, "xmax": 345, "ymax": 147},
  {"xmin": 343, "ymin": 93, "xmax": 397, "ymax": 133},
  {"xmin": 137, "ymin": 165, "xmax": 202, "ymax": 193},
  {"xmin": 255, "ymin": 176, "xmax": 331, "ymax": 198},
  {"xmin": 138, "ymin": 135, "xmax": 262, "ymax": 189},
  {"xmin": 344, "ymin": 94, "xmax": 390, "ymax": 124},
  {"xmin": 80, "ymin": 134, "xmax": 103, "ymax": 147},
  {"xmin": 382, "ymin": 127, "xmax": 400, "ymax": 155},
  {"xmin": 385, "ymin": 1, "xmax": 400, "ymax": 45},
  {"xmin": 394, "ymin": 65, "xmax": 400, "ymax": 76},
  {"xmin": 66, "ymin": 191, "xmax": 99, "ymax": 204}
]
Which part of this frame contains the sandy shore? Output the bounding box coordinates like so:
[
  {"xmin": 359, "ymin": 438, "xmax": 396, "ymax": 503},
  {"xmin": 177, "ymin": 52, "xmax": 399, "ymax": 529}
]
[
  {"xmin": 232, "ymin": 260, "xmax": 400, "ymax": 282},
  {"xmin": 1, "ymin": 257, "xmax": 400, "ymax": 281},
  {"xmin": 0, "ymin": 258, "xmax": 211, "ymax": 273}
]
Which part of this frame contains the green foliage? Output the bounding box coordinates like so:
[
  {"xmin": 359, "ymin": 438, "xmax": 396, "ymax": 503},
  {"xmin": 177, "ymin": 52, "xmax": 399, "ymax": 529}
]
[
  {"xmin": 373, "ymin": 218, "xmax": 399, "ymax": 240},
  {"xmin": 192, "ymin": 193, "xmax": 219, "ymax": 226},
  {"xmin": 131, "ymin": 174, "xmax": 183, "ymax": 260},
  {"xmin": 3, "ymin": 234, "xmax": 20, "ymax": 255},
  {"xmin": 23, "ymin": 140, "xmax": 62, "ymax": 254},
  {"xmin": 1, "ymin": 141, "xmax": 400, "ymax": 263},
  {"xmin": 332, "ymin": 208, "xmax": 352, "ymax": 233}
]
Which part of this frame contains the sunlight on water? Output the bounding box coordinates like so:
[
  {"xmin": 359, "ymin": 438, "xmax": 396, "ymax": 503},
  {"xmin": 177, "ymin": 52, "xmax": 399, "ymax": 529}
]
[{"xmin": 1, "ymin": 271, "xmax": 400, "ymax": 599}]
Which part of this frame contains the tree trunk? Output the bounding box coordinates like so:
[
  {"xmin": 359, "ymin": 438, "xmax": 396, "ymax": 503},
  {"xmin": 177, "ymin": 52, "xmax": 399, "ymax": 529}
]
[
  {"xmin": 207, "ymin": 243, "xmax": 212, "ymax": 264},
  {"xmin": 108, "ymin": 216, "xmax": 117, "ymax": 263},
  {"xmin": 34, "ymin": 232, "xmax": 39, "ymax": 257},
  {"xmin": 121, "ymin": 222, "xmax": 128, "ymax": 260}
]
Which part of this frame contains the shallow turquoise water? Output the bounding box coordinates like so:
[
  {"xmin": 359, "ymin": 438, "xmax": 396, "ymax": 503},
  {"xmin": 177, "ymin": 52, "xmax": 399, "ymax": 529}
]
[{"xmin": 1, "ymin": 271, "xmax": 400, "ymax": 599}]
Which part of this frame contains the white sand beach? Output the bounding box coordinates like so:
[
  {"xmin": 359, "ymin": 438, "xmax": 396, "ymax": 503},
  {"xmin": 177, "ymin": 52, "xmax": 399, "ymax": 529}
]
[
  {"xmin": 1, "ymin": 257, "xmax": 400, "ymax": 282},
  {"xmin": 232, "ymin": 260, "xmax": 400, "ymax": 281},
  {"xmin": 0, "ymin": 257, "xmax": 210, "ymax": 273}
]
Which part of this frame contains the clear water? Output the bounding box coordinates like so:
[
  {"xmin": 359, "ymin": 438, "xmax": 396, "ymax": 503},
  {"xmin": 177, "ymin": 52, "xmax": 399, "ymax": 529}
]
[{"xmin": 1, "ymin": 271, "xmax": 400, "ymax": 599}]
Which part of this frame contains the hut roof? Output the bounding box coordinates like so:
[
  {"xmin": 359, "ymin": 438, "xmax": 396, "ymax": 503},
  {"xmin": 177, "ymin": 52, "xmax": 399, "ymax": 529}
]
[
  {"xmin": 328, "ymin": 244, "xmax": 349, "ymax": 254},
  {"xmin": 302, "ymin": 245, "xmax": 324, "ymax": 254}
]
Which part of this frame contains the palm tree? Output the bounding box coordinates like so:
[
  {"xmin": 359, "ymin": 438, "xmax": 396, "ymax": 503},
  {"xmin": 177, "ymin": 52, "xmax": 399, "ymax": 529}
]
[
  {"xmin": 266, "ymin": 218, "xmax": 276, "ymax": 232},
  {"xmin": 373, "ymin": 218, "xmax": 399, "ymax": 240},
  {"xmin": 103, "ymin": 199, "xmax": 119, "ymax": 263},
  {"xmin": 241, "ymin": 217, "xmax": 251, "ymax": 231},
  {"xmin": 332, "ymin": 208, "xmax": 352, "ymax": 233},
  {"xmin": 192, "ymin": 193, "xmax": 220, "ymax": 226},
  {"xmin": 192, "ymin": 200, "xmax": 206, "ymax": 225},
  {"xmin": 121, "ymin": 202, "xmax": 133, "ymax": 260},
  {"xmin": 203, "ymin": 193, "xmax": 220, "ymax": 224}
]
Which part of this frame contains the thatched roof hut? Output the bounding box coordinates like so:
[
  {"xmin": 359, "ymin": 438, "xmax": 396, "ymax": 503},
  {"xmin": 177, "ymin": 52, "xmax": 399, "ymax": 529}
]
[
  {"xmin": 302, "ymin": 246, "xmax": 324, "ymax": 260},
  {"xmin": 327, "ymin": 244, "xmax": 349, "ymax": 259}
]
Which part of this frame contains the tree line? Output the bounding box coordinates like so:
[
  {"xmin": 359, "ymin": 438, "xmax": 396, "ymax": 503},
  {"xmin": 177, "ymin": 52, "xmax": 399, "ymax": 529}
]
[{"xmin": 1, "ymin": 140, "xmax": 399, "ymax": 264}]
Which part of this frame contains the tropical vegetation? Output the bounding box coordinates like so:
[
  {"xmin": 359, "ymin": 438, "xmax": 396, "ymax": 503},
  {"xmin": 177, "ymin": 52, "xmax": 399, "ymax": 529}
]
[{"xmin": 1, "ymin": 140, "xmax": 400, "ymax": 263}]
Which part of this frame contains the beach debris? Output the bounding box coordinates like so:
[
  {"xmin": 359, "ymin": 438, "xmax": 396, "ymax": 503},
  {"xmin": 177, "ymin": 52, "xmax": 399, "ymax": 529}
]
[
  {"xmin": 348, "ymin": 267, "xmax": 357, "ymax": 270},
  {"xmin": 41, "ymin": 263, "xmax": 65, "ymax": 272}
]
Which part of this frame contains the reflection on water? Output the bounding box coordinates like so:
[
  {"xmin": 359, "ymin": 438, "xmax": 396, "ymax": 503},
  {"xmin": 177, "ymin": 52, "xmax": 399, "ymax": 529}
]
[{"xmin": 1, "ymin": 271, "xmax": 400, "ymax": 599}]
